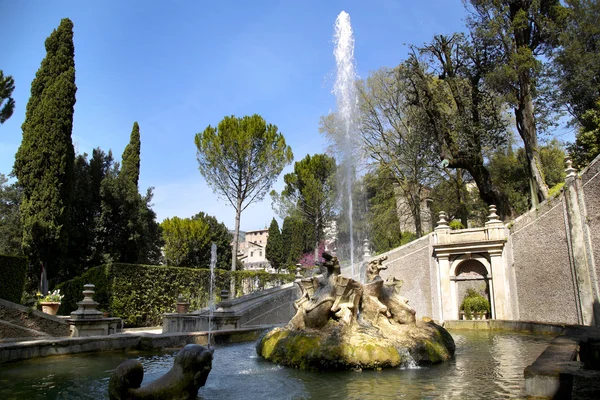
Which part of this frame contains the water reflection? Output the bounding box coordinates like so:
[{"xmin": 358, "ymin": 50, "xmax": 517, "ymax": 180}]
[{"xmin": 0, "ymin": 330, "xmax": 552, "ymax": 400}]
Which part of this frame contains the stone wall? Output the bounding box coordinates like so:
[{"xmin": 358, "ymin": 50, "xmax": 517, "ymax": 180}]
[
  {"xmin": 581, "ymin": 154, "xmax": 600, "ymax": 287},
  {"xmin": 377, "ymin": 235, "xmax": 436, "ymax": 320},
  {"xmin": 509, "ymin": 197, "xmax": 580, "ymax": 324}
]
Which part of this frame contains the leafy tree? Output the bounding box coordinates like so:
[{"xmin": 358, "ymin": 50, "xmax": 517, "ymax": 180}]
[
  {"xmin": 192, "ymin": 211, "xmax": 233, "ymax": 269},
  {"xmin": 0, "ymin": 174, "xmax": 22, "ymax": 255},
  {"xmin": 552, "ymin": 0, "xmax": 600, "ymax": 125},
  {"xmin": 13, "ymin": 18, "xmax": 77, "ymax": 290},
  {"xmin": 0, "ymin": 70, "xmax": 15, "ymax": 124},
  {"xmin": 161, "ymin": 217, "xmax": 210, "ymax": 267},
  {"xmin": 351, "ymin": 66, "xmax": 439, "ymax": 236},
  {"xmin": 121, "ymin": 121, "xmax": 141, "ymax": 187},
  {"xmin": 362, "ymin": 168, "xmax": 403, "ymax": 253},
  {"xmin": 567, "ymin": 101, "xmax": 600, "ymax": 168},
  {"xmin": 540, "ymin": 139, "xmax": 567, "ymax": 188},
  {"xmin": 61, "ymin": 148, "xmax": 116, "ymax": 273},
  {"xmin": 265, "ymin": 218, "xmax": 284, "ymax": 271},
  {"xmin": 280, "ymin": 215, "xmax": 313, "ymax": 268},
  {"xmin": 404, "ymin": 34, "xmax": 512, "ymax": 218},
  {"xmin": 96, "ymin": 125, "xmax": 162, "ymax": 265},
  {"xmin": 488, "ymin": 139, "xmax": 566, "ymax": 215},
  {"xmin": 465, "ymin": 0, "xmax": 562, "ymax": 206},
  {"xmin": 271, "ymin": 153, "xmax": 336, "ymax": 259},
  {"xmin": 195, "ymin": 114, "xmax": 293, "ymax": 297}
]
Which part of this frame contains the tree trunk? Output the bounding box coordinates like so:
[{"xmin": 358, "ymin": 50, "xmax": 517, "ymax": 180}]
[
  {"xmin": 456, "ymin": 170, "xmax": 469, "ymax": 228},
  {"xmin": 464, "ymin": 163, "xmax": 513, "ymax": 220},
  {"xmin": 412, "ymin": 193, "xmax": 423, "ymax": 237},
  {"xmin": 514, "ymin": 80, "xmax": 549, "ymax": 208},
  {"xmin": 230, "ymin": 201, "xmax": 242, "ymax": 299},
  {"xmin": 314, "ymin": 217, "xmax": 319, "ymax": 263}
]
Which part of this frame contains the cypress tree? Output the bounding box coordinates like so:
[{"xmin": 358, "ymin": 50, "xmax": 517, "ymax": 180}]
[
  {"xmin": 121, "ymin": 121, "xmax": 141, "ymax": 187},
  {"xmin": 13, "ymin": 18, "xmax": 77, "ymax": 290},
  {"xmin": 265, "ymin": 218, "xmax": 283, "ymax": 271}
]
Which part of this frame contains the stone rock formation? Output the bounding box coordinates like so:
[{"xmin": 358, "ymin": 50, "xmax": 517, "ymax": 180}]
[
  {"xmin": 257, "ymin": 253, "xmax": 455, "ymax": 370},
  {"xmin": 108, "ymin": 344, "xmax": 213, "ymax": 400}
]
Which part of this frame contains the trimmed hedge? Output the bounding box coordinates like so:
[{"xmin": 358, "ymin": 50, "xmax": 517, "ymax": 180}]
[
  {"xmin": 57, "ymin": 263, "xmax": 294, "ymax": 327},
  {"xmin": 0, "ymin": 254, "xmax": 28, "ymax": 304}
]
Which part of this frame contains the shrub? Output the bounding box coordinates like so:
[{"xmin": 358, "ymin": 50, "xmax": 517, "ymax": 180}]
[
  {"xmin": 0, "ymin": 254, "xmax": 28, "ymax": 303},
  {"xmin": 58, "ymin": 263, "xmax": 294, "ymax": 327},
  {"xmin": 449, "ymin": 220, "xmax": 465, "ymax": 230},
  {"xmin": 460, "ymin": 288, "xmax": 491, "ymax": 318}
]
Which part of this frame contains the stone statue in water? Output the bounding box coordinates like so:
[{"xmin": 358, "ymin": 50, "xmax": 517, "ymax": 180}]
[
  {"xmin": 108, "ymin": 344, "xmax": 213, "ymax": 400},
  {"xmin": 257, "ymin": 252, "xmax": 455, "ymax": 370}
]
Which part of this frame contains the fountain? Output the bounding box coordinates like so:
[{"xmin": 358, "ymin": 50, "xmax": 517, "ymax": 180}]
[
  {"xmin": 256, "ymin": 252, "xmax": 455, "ymax": 370},
  {"xmin": 208, "ymin": 242, "xmax": 217, "ymax": 347},
  {"xmin": 333, "ymin": 10, "xmax": 359, "ymax": 280}
]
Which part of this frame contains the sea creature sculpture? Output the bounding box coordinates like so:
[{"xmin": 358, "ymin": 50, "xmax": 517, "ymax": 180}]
[
  {"xmin": 258, "ymin": 252, "xmax": 454, "ymax": 370},
  {"xmin": 108, "ymin": 344, "xmax": 213, "ymax": 400}
]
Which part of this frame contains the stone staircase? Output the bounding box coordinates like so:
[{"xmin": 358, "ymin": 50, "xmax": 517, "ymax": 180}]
[
  {"xmin": 163, "ymin": 282, "xmax": 301, "ymax": 333},
  {"xmin": 0, "ymin": 298, "xmax": 71, "ymax": 341}
]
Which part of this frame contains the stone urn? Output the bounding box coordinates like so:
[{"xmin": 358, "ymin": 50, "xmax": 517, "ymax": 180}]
[
  {"xmin": 40, "ymin": 302, "xmax": 61, "ymax": 315},
  {"xmin": 176, "ymin": 296, "xmax": 190, "ymax": 314}
]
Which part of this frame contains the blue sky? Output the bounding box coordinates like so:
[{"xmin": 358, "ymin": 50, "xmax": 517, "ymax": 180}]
[{"xmin": 2, "ymin": 0, "xmax": 480, "ymax": 231}]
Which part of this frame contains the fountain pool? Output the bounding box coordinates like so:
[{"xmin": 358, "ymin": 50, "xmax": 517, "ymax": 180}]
[{"xmin": 0, "ymin": 330, "xmax": 552, "ymax": 399}]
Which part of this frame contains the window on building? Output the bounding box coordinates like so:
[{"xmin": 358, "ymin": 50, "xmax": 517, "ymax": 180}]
[
  {"xmin": 250, "ymin": 252, "xmax": 254, "ymax": 257},
  {"xmin": 259, "ymin": 251, "xmax": 262, "ymax": 257}
]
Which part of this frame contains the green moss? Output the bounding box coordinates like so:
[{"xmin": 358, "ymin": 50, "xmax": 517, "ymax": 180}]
[{"xmin": 422, "ymin": 339, "xmax": 450, "ymax": 363}]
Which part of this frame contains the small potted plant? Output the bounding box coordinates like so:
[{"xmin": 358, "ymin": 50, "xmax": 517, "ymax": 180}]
[
  {"xmin": 460, "ymin": 289, "xmax": 490, "ymax": 320},
  {"xmin": 39, "ymin": 289, "xmax": 64, "ymax": 316},
  {"xmin": 176, "ymin": 294, "xmax": 190, "ymax": 314}
]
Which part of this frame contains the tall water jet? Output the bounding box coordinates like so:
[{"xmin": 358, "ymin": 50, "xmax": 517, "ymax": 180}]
[
  {"xmin": 333, "ymin": 11, "xmax": 359, "ymax": 279},
  {"xmin": 208, "ymin": 242, "xmax": 217, "ymax": 347}
]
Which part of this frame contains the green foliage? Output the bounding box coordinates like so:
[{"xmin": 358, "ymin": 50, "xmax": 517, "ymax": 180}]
[
  {"xmin": 466, "ymin": 0, "xmax": 561, "ymax": 205},
  {"xmin": 552, "ymin": 0, "xmax": 600, "ymax": 125},
  {"xmin": 449, "ymin": 220, "xmax": 465, "ymax": 230},
  {"xmin": 460, "ymin": 288, "xmax": 491, "ymax": 317},
  {"xmin": 362, "ymin": 168, "xmax": 403, "ymax": 253},
  {"xmin": 488, "ymin": 139, "xmax": 566, "ymax": 215},
  {"xmin": 548, "ymin": 182, "xmax": 564, "ymax": 197},
  {"xmin": 39, "ymin": 289, "xmax": 64, "ymax": 303},
  {"xmin": 0, "ymin": 174, "xmax": 22, "ymax": 255},
  {"xmin": 271, "ymin": 153, "xmax": 336, "ymax": 257},
  {"xmin": 567, "ymin": 100, "xmax": 600, "ymax": 169},
  {"xmin": 193, "ymin": 212, "xmax": 233, "ymax": 269},
  {"xmin": 281, "ymin": 215, "xmax": 314, "ymax": 267},
  {"xmin": 351, "ymin": 64, "xmax": 440, "ymax": 236},
  {"xmin": 13, "ymin": 18, "xmax": 77, "ymax": 285},
  {"xmin": 195, "ymin": 114, "xmax": 293, "ymax": 282},
  {"xmin": 120, "ymin": 122, "xmax": 141, "ymax": 187},
  {"xmin": 0, "ymin": 254, "xmax": 27, "ymax": 303},
  {"xmin": 0, "ymin": 70, "xmax": 15, "ymax": 124},
  {"xmin": 265, "ymin": 218, "xmax": 284, "ymax": 271},
  {"xmin": 404, "ymin": 34, "xmax": 512, "ymax": 218},
  {"xmin": 96, "ymin": 132, "xmax": 163, "ymax": 265},
  {"xmin": 161, "ymin": 213, "xmax": 231, "ymax": 269},
  {"xmin": 57, "ymin": 263, "xmax": 294, "ymax": 327}
]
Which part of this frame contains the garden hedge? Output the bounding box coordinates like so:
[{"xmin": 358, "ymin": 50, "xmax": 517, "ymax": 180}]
[
  {"xmin": 57, "ymin": 263, "xmax": 294, "ymax": 327},
  {"xmin": 0, "ymin": 254, "xmax": 28, "ymax": 304}
]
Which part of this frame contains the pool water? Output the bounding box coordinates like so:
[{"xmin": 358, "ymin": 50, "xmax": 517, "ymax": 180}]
[{"xmin": 0, "ymin": 330, "xmax": 552, "ymax": 399}]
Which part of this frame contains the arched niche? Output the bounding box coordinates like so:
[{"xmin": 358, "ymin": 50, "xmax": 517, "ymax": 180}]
[{"xmin": 450, "ymin": 254, "xmax": 494, "ymax": 319}]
